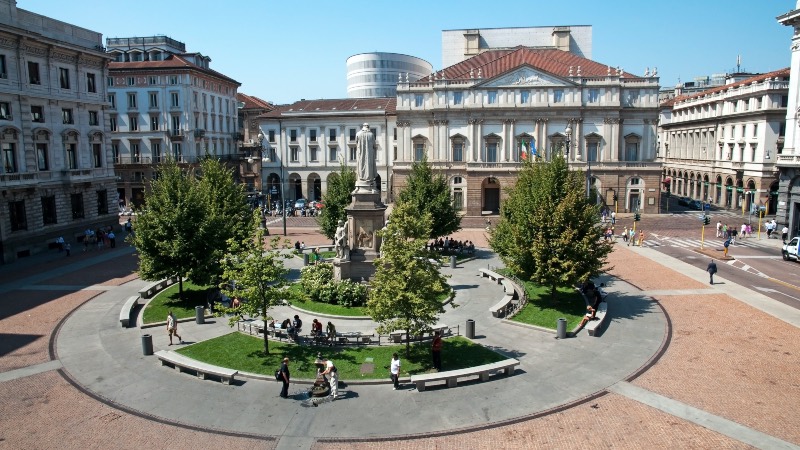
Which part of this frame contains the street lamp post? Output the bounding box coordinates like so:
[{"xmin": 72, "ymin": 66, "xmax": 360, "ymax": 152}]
[
  {"xmin": 258, "ymin": 133, "xmax": 286, "ymax": 236},
  {"xmin": 564, "ymin": 125, "xmax": 572, "ymax": 159}
]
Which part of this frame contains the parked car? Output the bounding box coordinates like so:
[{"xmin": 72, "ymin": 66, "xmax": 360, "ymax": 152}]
[
  {"xmin": 689, "ymin": 200, "xmax": 703, "ymax": 210},
  {"xmin": 678, "ymin": 196, "xmax": 691, "ymax": 206},
  {"xmin": 294, "ymin": 199, "xmax": 307, "ymax": 209},
  {"xmin": 783, "ymin": 237, "xmax": 800, "ymax": 261}
]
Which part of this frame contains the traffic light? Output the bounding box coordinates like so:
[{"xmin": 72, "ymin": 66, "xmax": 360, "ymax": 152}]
[
  {"xmin": 703, "ymin": 216, "xmax": 710, "ymax": 225},
  {"xmin": 613, "ymin": 194, "xmax": 618, "ymax": 202},
  {"xmin": 634, "ymin": 213, "xmax": 641, "ymax": 222}
]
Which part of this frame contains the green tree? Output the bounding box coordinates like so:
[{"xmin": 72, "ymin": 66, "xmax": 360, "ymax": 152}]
[
  {"xmin": 489, "ymin": 153, "xmax": 612, "ymax": 300},
  {"xmin": 397, "ymin": 156, "xmax": 461, "ymax": 239},
  {"xmin": 318, "ymin": 163, "xmax": 356, "ymax": 240},
  {"xmin": 130, "ymin": 160, "xmax": 204, "ymax": 299},
  {"xmin": 219, "ymin": 224, "xmax": 293, "ymax": 354},
  {"xmin": 193, "ymin": 157, "xmax": 254, "ymax": 286},
  {"xmin": 366, "ymin": 201, "xmax": 454, "ymax": 357}
]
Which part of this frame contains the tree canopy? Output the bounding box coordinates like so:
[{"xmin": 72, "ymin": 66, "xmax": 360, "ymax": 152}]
[
  {"xmin": 318, "ymin": 163, "xmax": 356, "ymax": 240},
  {"xmin": 397, "ymin": 156, "xmax": 461, "ymax": 239},
  {"xmin": 488, "ymin": 153, "xmax": 612, "ymax": 300},
  {"xmin": 366, "ymin": 201, "xmax": 454, "ymax": 357}
]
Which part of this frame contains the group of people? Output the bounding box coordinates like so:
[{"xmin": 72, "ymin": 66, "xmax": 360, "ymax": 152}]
[
  {"xmin": 428, "ymin": 237, "xmax": 476, "ymax": 255},
  {"xmin": 764, "ymin": 219, "xmax": 790, "ymax": 241},
  {"xmin": 81, "ymin": 226, "xmax": 118, "ymax": 252},
  {"xmin": 621, "ymin": 227, "xmax": 645, "ymax": 247},
  {"xmin": 269, "ymin": 316, "xmax": 337, "ymax": 343},
  {"xmin": 600, "ymin": 209, "xmax": 617, "ymax": 225},
  {"xmin": 576, "ymin": 282, "xmax": 605, "ymax": 333}
]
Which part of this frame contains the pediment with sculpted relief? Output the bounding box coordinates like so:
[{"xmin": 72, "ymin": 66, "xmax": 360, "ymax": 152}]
[{"xmin": 480, "ymin": 67, "xmax": 572, "ymax": 88}]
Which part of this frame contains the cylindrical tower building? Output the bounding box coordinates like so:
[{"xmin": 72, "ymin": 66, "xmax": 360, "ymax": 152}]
[{"xmin": 346, "ymin": 52, "xmax": 433, "ymax": 98}]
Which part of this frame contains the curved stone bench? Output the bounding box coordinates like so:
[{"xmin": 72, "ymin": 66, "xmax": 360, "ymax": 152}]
[
  {"xmin": 410, "ymin": 358, "xmax": 520, "ymax": 392},
  {"xmin": 585, "ymin": 300, "xmax": 609, "ymax": 337},
  {"xmin": 119, "ymin": 295, "xmax": 140, "ymax": 328},
  {"xmin": 138, "ymin": 276, "xmax": 179, "ymax": 300},
  {"xmin": 155, "ymin": 350, "xmax": 237, "ymax": 384}
]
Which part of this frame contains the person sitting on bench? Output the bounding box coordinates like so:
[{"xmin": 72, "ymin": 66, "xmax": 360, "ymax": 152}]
[
  {"xmin": 289, "ymin": 315, "xmax": 302, "ymax": 339},
  {"xmin": 577, "ymin": 305, "xmax": 597, "ymax": 332}
]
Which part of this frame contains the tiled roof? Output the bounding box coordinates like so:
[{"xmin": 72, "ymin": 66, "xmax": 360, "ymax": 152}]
[
  {"xmin": 237, "ymin": 93, "xmax": 273, "ymax": 111},
  {"xmin": 109, "ymin": 54, "xmax": 240, "ymax": 85},
  {"xmin": 418, "ymin": 46, "xmax": 640, "ymax": 82},
  {"xmin": 260, "ymin": 98, "xmax": 396, "ymax": 118},
  {"xmin": 668, "ymin": 67, "xmax": 790, "ymax": 107}
]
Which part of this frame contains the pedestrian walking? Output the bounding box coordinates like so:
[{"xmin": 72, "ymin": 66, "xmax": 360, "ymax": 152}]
[
  {"xmin": 431, "ymin": 331, "xmax": 443, "ymax": 371},
  {"xmin": 167, "ymin": 311, "xmax": 182, "ymax": 345},
  {"xmin": 390, "ymin": 353, "xmax": 401, "ymax": 390},
  {"xmin": 611, "ymin": 211, "xmax": 616, "ymax": 225},
  {"xmin": 638, "ymin": 230, "xmax": 645, "ymax": 247},
  {"xmin": 64, "ymin": 243, "xmax": 71, "ymax": 257},
  {"xmin": 279, "ymin": 357, "xmax": 290, "ymax": 399},
  {"xmin": 783, "ymin": 226, "xmax": 790, "ymax": 242},
  {"xmin": 622, "ymin": 227, "xmax": 629, "ymax": 243},
  {"xmin": 723, "ymin": 238, "xmax": 731, "ymax": 258},
  {"xmin": 108, "ymin": 230, "xmax": 116, "ymax": 248},
  {"xmin": 707, "ymin": 259, "xmax": 717, "ymax": 285},
  {"xmin": 716, "ymin": 221, "xmax": 722, "ymax": 238}
]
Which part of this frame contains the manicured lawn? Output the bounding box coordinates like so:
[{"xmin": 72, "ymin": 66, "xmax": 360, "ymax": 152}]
[
  {"xmin": 142, "ymin": 280, "xmax": 210, "ymax": 324},
  {"xmin": 287, "ymin": 283, "xmax": 369, "ymax": 317},
  {"xmin": 176, "ymin": 332, "xmax": 506, "ymax": 379},
  {"xmin": 501, "ymin": 273, "xmax": 586, "ymax": 330}
]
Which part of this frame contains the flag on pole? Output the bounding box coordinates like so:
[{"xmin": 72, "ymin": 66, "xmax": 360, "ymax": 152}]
[
  {"xmin": 520, "ymin": 140, "xmax": 528, "ymax": 160},
  {"xmin": 531, "ymin": 140, "xmax": 538, "ymax": 159}
]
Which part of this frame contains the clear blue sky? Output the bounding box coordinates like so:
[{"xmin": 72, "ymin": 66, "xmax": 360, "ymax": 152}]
[{"xmin": 21, "ymin": 0, "xmax": 795, "ymax": 105}]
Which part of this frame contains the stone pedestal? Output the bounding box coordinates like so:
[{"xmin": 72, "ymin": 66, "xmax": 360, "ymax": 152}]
[{"xmin": 333, "ymin": 189, "xmax": 385, "ymax": 282}]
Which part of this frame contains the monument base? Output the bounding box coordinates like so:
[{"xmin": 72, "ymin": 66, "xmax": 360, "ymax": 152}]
[
  {"xmin": 333, "ymin": 258, "xmax": 351, "ymax": 282},
  {"xmin": 336, "ymin": 189, "xmax": 386, "ymax": 282}
]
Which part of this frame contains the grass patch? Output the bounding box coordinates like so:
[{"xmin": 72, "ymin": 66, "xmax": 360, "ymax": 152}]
[
  {"xmin": 142, "ymin": 280, "xmax": 210, "ymax": 324},
  {"xmin": 287, "ymin": 283, "xmax": 368, "ymax": 317},
  {"xmin": 497, "ymin": 271, "xmax": 585, "ymax": 330},
  {"xmin": 176, "ymin": 332, "xmax": 506, "ymax": 379}
]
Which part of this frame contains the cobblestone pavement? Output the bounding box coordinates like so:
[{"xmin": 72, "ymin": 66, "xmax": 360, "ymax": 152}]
[{"xmin": 0, "ymin": 222, "xmax": 798, "ymax": 449}]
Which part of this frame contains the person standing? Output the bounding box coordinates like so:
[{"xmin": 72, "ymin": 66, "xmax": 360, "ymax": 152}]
[
  {"xmin": 782, "ymin": 225, "xmax": 790, "ymax": 242},
  {"xmin": 638, "ymin": 230, "xmax": 645, "ymax": 247},
  {"xmin": 167, "ymin": 311, "xmax": 182, "ymax": 345},
  {"xmin": 431, "ymin": 331, "xmax": 443, "ymax": 372},
  {"xmin": 610, "ymin": 211, "xmax": 616, "ymax": 225},
  {"xmin": 716, "ymin": 221, "xmax": 723, "ymax": 238},
  {"xmin": 390, "ymin": 353, "xmax": 401, "ymax": 390},
  {"xmin": 321, "ymin": 357, "xmax": 340, "ymax": 400},
  {"xmin": 279, "ymin": 357, "xmax": 290, "ymax": 399},
  {"xmin": 108, "ymin": 230, "xmax": 116, "ymax": 248},
  {"xmin": 723, "ymin": 238, "xmax": 731, "ymax": 258},
  {"xmin": 326, "ymin": 321, "xmax": 336, "ymax": 343},
  {"xmin": 64, "ymin": 242, "xmax": 71, "ymax": 257},
  {"xmin": 707, "ymin": 259, "xmax": 717, "ymax": 285}
]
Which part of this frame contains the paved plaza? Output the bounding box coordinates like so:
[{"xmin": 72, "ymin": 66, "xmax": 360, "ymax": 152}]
[{"xmin": 0, "ymin": 227, "xmax": 799, "ymax": 449}]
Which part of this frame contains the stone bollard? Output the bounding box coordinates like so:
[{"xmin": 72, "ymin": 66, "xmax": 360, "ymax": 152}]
[{"xmin": 450, "ymin": 255, "xmax": 457, "ymax": 268}]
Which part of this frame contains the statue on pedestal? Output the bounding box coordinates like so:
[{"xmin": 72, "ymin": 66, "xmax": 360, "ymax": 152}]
[
  {"xmin": 355, "ymin": 123, "xmax": 376, "ymax": 193},
  {"xmin": 334, "ymin": 219, "xmax": 349, "ymax": 260}
]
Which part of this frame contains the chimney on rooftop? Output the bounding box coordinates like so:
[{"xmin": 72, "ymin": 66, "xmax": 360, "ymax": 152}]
[{"xmin": 552, "ymin": 27, "xmax": 571, "ymax": 52}]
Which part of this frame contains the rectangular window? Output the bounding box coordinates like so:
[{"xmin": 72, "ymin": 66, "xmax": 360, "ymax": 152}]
[
  {"xmin": 152, "ymin": 142, "xmax": 162, "ymax": 162},
  {"xmin": 71, "ymin": 193, "xmax": 84, "ymax": 219},
  {"xmin": 587, "ymin": 142, "xmax": 598, "ymax": 162},
  {"xmin": 171, "ymin": 92, "xmax": 179, "ymax": 107},
  {"xmin": 349, "ymin": 128, "xmax": 356, "ymax": 141},
  {"xmin": 625, "ymin": 143, "xmax": 639, "ymax": 161},
  {"xmin": 149, "ymin": 93, "xmax": 158, "ymax": 108},
  {"xmin": 291, "ymin": 147, "xmax": 299, "ymax": 162},
  {"xmin": 393, "ymin": 127, "xmax": 397, "ymax": 141},
  {"xmin": 0, "ymin": 54, "xmax": 6, "ymax": 78},
  {"xmin": 97, "ymin": 190, "xmax": 108, "ymax": 215},
  {"xmin": 149, "ymin": 76, "xmax": 157, "ymax": 85},
  {"xmin": 111, "ymin": 142, "xmax": 120, "ymax": 163},
  {"xmin": 9, "ymin": 200, "xmax": 26, "ymax": 231},
  {"xmin": 66, "ymin": 143, "xmax": 77, "ymax": 169},
  {"xmin": 129, "ymin": 115, "xmax": 138, "ymax": 131},
  {"xmin": 553, "ymin": 90, "xmax": 564, "ymax": 103},
  {"xmin": 128, "ymin": 93, "xmax": 137, "ymax": 108},
  {"xmin": 108, "ymin": 93, "xmax": 116, "ymax": 108},
  {"xmin": 453, "ymin": 91, "xmax": 463, "ymax": 105},
  {"xmin": 28, "ymin": 61, "xmax": 40, "ymax": 85},
  {"xmin": 169, "ymin": 76, "xmax": 178, "ymax": 85},
  {"xmin": 453, "ymin": 189, "xmax": 463, "ymax": 211},
  {"xmin": 31, "ymin": 105, "xmax": 44, "ymax": 123},
  {"xmin": 59, "ymin": 67, "xmax": 70, "ymax": 89},
  {"xmin": 414, "ymin": 143, "xmax": 424, "ymax": 161},
  {"xmin": 109, "ymin": 116, "xmax": 117, "ymax": 131},
  {"xmin": 415, "ymin": 94, "xmax": 424, "ymax": 107},
  {"xmin": 310, "ymin": 147, "xmax": 318, "ymax": 162},
  {"xmin": 62, "ymin": 109, "xmax": 73, "ymax": 124},
  {"xmin": 150, "ymin": 115, "xmax": 159, "ymax": 131},
  {"xmin": 310, "ymin": 129, "xmax": 317, "ymax": 142},
  {"xmin": 87, "ymin": 73, "xmax": 96, "ymax": 93},
  {"xmin": 588, "ymin": 89, "xmax": 599, "ymax": 103},
  {"xmin": 131, "ymin": 143, "xmax": 140, "ymax": 163},
  {"xmin": 42, "ymin": 196, "xmax": 57, "ymax": 225},
  {"xmin": 290, "ymin": 129, "xmax": 297, "ymax": 142},
  {"xmin": 107, "ymin": 76, "xmax": 113, "ymax": 87},
  {"xmin": 89, "ymin": 111, "xmax": 99, "ymax": 126},
  {"xmin": 0, "ymin": 102, "xmax": 10, "ymax": 120},
  {"xmin": 171, "ymin": 115, "xmax": 181, "ymax": 134},
  {"xmin": 753, "ymin": 124, "xmax": 758, "ymax": 137},
  {"xmin": 329, "ymin": 147, "xmax": 337, "ymax": 161},
  {"xmin": 92, "ymin": 143, "xmax": 102, "ymax": 168},
  {"xmin": 782, "ymin": 95, "xmax": 789, "ymax": 108},
  {"xmin": 349, "ymin": 147, "xmax": 356, "ymax": 161},
  {"xmin": 269, "ymin": 130, "xmax": 276, "ymax": 142},
  {"xmin": 453, "ymin": 143, "xmax": 463, "ymax": 162},
  {"xmin": 36, "ymin": 143, "xmax": 48, "ymax": 171},
  {"xmin": 329, "ymin": 129, "xmax": 336, "ymax": 141},
  {"xmin": 486, "ymin": 143, "xmax": 497, "ymax": 162},
  {"xmin": 520, "ymin": 90, "xmax": 530, "ymax": 104},
  {"xmin": 2, "ymin": 142, "xmax": 16, "ymax": 173},
  {"xmin": 487, "ymin": 91, "xmax": 497, "ymax": 104},
  {"xmin": 172, "ymin": 143, "xmax": 182, "ymax": 159}
]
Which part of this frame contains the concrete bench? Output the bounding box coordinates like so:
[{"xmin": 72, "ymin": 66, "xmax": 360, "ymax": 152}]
[
  {"xmin": 119, "ymin": 295, "xmax": 140, "ymax": 328},
  {"xmin": 500, "ymin": 279, "xmax": 519, "ymax": 299},
  {"xmin": 138, "ymin": 276, "xmax": 178, "ymax": 300},
  {"xmin": 477, "ymin": 268, "xmax": 504, "ymax": 284},
  {"xmin": 410, "ymin": 358, "xmax": 520, "ymax": 392},
  {"xmin": 388, "ymin": 325, "xmax": 448, "ymax": 343},
  {"xmin": 490, "ymin": 294, "xmax": 515, "ymax": 318},
  {"xmin": 585, "ymin": 301, "xmax": 608, "ymax": 337},
  {"xmin": 155, "ymin": 350, "xmax": 238, "ymax": 384}
]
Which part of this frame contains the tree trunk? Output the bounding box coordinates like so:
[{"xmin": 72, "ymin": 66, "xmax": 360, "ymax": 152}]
[
  {"xmin": 550, "ymin": 282, "xmax": 557, "ymax": 302},
  {"xmin": 263, "ymin": 304, "xmax": 270, "ymax": 354},
  {"xmin": 178, "ymin": 276, "xmax": 184, "ymax": 300}
]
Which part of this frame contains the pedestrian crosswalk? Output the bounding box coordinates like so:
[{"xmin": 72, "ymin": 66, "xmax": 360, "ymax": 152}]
[{"xmin": 634, "ymin": 236, "xmax": 776, "ymax": 250}]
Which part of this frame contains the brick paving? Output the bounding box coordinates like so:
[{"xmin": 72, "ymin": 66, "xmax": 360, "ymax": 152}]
[{"xmin": 0, "ymin": 225, "xmax": 797, "ymax": 448}]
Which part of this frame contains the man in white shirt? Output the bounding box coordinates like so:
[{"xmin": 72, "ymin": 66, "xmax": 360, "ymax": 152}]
[
  {"xmin": 390, "ymin": 353, "xmax": 401, "ymax": 390},
  {"xmin": 321, "ymin": 358, "xmax": 340, "ymax": 400},
  {"xmin": 782, "ymin": 225, "xmax": 790, "ymax": 242},
  {"xmin": 167, "ymin": 311, "xmax": 182, "ymax": 345}
]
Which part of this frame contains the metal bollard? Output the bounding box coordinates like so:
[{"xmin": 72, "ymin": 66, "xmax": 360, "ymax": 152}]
[
  {"xmin": 195, "ymin": 305, "xmax": 205, "ymax": 324},
  {"xmin": 466, "ymin": 319, "xmax": 475, "ymax": 339},
  {"xmin": 141, "ymin": 334, "xmax": 153, "ymax": 355},
  {"xmin": 556, "ymin": 318, "xmax": 567, "ymax": 339},
  {"xmin": 450, "ymin": 255, "xmax": 457, "ymax": 268}
]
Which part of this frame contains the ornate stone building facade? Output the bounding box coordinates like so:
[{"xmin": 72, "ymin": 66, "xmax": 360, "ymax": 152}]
[
  {"xmin": 777, "ymin": 4, "xmax": 800, "ymax": 237},
  {"xmin": 393, "ymin": 47, "xmax": 661, "ymax": 216},
  {"xmin": 236, "ymin": 92, "xmax": 272, "ymax": 203},
  {"xmin": 0, "ymin": 0, "xmax": 117, "ymax": 262},
  {"xmin": 658, "ymin": 69, "xmax": 787, "ymax": 214},
  {"xmin": 107, "ymin": 36, "xmax": 240, "ymax": 207}
]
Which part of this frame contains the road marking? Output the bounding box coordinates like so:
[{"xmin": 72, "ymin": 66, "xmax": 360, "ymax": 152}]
[{"xmin": 753, "ymin": 286, "xmax": 800, "ymax": 303}]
